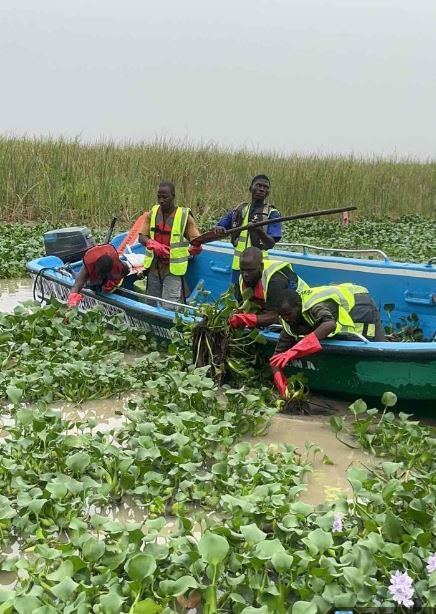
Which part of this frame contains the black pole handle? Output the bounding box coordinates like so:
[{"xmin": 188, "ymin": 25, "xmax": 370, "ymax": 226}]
[{"xmin": 224, "ymin": 205, "xmax": 357, "ymax": 235}]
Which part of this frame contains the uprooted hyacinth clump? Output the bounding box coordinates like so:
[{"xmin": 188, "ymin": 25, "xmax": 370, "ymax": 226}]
[{"xmin": 0, "ymin": 305, "xmax": 435, "ymax": 611}]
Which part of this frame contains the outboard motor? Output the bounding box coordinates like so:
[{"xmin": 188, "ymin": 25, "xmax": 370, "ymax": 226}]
[{"xmin": 43, "ymin": 227, "xmax": 96, "ymax": 263}]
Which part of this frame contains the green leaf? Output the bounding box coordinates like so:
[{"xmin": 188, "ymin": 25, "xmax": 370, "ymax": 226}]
[
  {"xmin": 334, "ymin": 593, "xmax": 357, "ymax": 608},
  {"xmin": 198, "ymin": 532, "xmax": 229, "ymax": 565},
  {"xmin": 382, "ymin": 510, "xmax": 403, "ymax": 543},
  {"xmin": 46, "ymin": 560, "xmax": 74, "ymax": 582},
  {"xmin": 100, "ymin": 591, "xmax": 126, "ymax": 614},
  {"xmin": 6, "ymin": 385, "xmax": 23, "ymax": 405},
  {"xmin": 159, "ymin": 575, "xmax": 198, "ymax": 597},
  {"xmin": 14, "ymin": 596, "xmax": 43, "ymax": 614},
  {"xmin": 329, "ymin": 416, "xmax": 343, "ymax": 433},
  {"xmin": 381, "ymin": 391, "xmax": 397, "ymax": 407},
  {"xmin": 66, "ymin": 452, "xmax": 91, "ymax": 473},
  {"xmin": 82, "ymin": 537, "xmax": 105, "ymax": 562},
  {"xmin": 349, "ymin": 398, "xmax": 367, "ymax": 415},
  {"xmin": 254, "ymin": 539, "xmax": 285, "ymax": 560},
  {"xmin": 50, "ymin": 576, "xmax": 78, "ymax": 601},
  {"xmin": 271, "ymin": 550, "xmax": 294, "ymax": 573},
  {"xmin": 240, "ymin": 523, "xmax": 267, "ymax": 545},
  {"xmin": 133, "ymin": 599, "xmax": 163, "ymax": 614},
  {"xmin": 292, "ymin": 602, "xmax": 317, "ymax": 614},
  {"xmin": 306, "ymin": 528, "xmax": 333, "ymax": 553},
  {"xmin": 125, "ymin": 554, "xmax": 157, "ymax": 582},
  {"xmin": 0, "ymin": 589, "xmax": 14, "ymax": 603},
  {"xmin": 343, "ymin": 566, "xmax": 364, "ymax": 591}
]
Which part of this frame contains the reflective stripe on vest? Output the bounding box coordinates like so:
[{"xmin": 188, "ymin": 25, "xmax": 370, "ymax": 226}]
[
  {"xmin": 281, "ymin": 283, "xmax": 369, "ymax": 338},
  {"xmin": 143, "ymin": 206, "xmax": 191, "ymax": 276},
  {"xmin": 231, "ymin": 203, "xmax": 278, "ymax": 271}
]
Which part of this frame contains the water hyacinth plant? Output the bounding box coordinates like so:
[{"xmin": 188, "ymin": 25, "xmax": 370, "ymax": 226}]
[
  {"xmin": 0, "ymin": 293, "xmax": 435, "ymax": 611},
  {"xmin": 388, "ymin": 570, "xmax": 414, "ymax": 608}
]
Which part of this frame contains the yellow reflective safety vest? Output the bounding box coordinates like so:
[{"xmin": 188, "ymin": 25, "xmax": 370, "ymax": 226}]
[
  {"xmin": 143, "ymin": 206, "xmax": 191, "ymax": 276},
  {"xmin": 239, "ymin": 260, "xmax": 309, "ymax": 302},
  {"xmin": 232, "ymin": 203, "xmax": 279, "ymax": 272},
  {"xmin": 281, "ymin": 283, "xmax": 369, "ymax": 338}
]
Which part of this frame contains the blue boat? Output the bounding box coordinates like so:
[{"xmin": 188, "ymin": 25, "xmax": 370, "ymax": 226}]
[{"xmin": 27, "ymin": 233, "xmax": 436, "ymax": 407}]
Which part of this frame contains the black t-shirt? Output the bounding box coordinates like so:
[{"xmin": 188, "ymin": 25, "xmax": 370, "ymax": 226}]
[{"xmin": 235, "ymin": 268, "xmax": 298, "ymax": 310}]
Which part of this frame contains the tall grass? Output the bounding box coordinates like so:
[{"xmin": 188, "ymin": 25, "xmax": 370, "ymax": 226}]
[{"xmin": 0, "ymin": 136, "xmax": 435, "ymax": 227}]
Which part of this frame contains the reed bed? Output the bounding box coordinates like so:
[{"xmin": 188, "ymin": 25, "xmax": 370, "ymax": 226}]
[{"xmin": 0, "ymin": 136, "xmax": 435, "ymax": 227}]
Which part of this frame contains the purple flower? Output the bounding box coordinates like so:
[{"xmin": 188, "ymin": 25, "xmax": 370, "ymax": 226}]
[
  {"xmin": 332, "ymin": 512, "xmax": 343, "ymax": 533},
  {"xmin": 427, "ymin": 553, "xmax": 436, "ymax": 574},
  {"xmin": 388, "ymin": 570, "xmax": 414, "ymax": 607}
]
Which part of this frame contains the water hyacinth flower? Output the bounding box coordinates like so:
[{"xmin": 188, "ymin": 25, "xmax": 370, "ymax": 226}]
[
  {"xmin": 388, "ymin": 570, "xmax": 414, "ymax": 607},
  {"xmin": 332, "ymin": 512, "xmax": 343, "ymax": 532},
  {"xmin": 427, "ymin": 553, "xmax": 436, "ymax": 574}
]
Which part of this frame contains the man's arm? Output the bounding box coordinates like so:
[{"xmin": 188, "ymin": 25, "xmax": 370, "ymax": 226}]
[
  {"xmin": 185, "ymin": 213, "xmax": 201, "ymax": 241},
  {"xmin": 308, "ymin": 302, "xmax": 337, "ymax": 340},
  {"xmin": 254, "ymin": 270, "xmax": 294, "ymax": 327},
  {"xmin": 250, "ymin": 209, "xmax": 282, "ymax": 250},
  {"xmin": 70, "ymin": 266, "xmax": 89, "ymax": 294},
  {"xmin": 213, "ymin": 210, "xmax": 233, "ymax": 235},
  {"xmin": 138, "ymin": 212, "xmax": 151, "ymax": 247}
]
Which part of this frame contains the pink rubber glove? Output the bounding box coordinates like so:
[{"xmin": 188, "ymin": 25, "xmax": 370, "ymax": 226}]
[
  {"xmin": 270, "ymin": 332, "xmax": 322, "ymax": 369},
  {"xmin": 188, "ymin": 244, "xmax": 202, "ymax": 257},
  {"xmin": 67, "ymin": 292, "xmax": 82, "ymax": 308},
  {"xmin": 146, "ymin": 239, "xmax": 170, "ymax": 259},
  {"xmin": 273, "ymin": 370, "xmax": 288, "ymax": 398},
  {"xmin": 228, "ymin": 313, "xmax": 258, "ymax": 328}
]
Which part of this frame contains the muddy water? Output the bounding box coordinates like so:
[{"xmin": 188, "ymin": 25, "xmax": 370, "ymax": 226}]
[
  {"xmin": 58, "ymin": 394, "xmax": 365, "ymax": 506},
  {"xmin": 0, "ymin": 278, "xmax": 34, "ymax": 312},
  {"xmin": 0, "ymin": 280, "xmax": 369, "ymax": 507},
  {"xmin": 250, "ymin": 413, "xmax": 370, "ymax": 504}
]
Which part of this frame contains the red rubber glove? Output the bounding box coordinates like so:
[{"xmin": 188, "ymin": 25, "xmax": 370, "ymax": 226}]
[
  {"xmin": 228, "ymin": 313, "xmax": 258, "ymax": 328},
  {"xmin": 102, "ymin": 279, "xmax": 121, "ymax": 293},
  {"xmin": 188, "ymin": 244, "xmax": 202, "ymax": 257},
  {"xmin": 273, "ymin": 370, "xmax": 288, "ymax": 398},
  {"xmin": 270, "ymin": 332, "xmax": 323, "ymax": 369},
  {"xmin": 146, "ymin": 239, "xmax": 170, "ymax": 259},
  {"xmin": 67, "ymin": 292, "xmax": 82, "ymax": 308}
]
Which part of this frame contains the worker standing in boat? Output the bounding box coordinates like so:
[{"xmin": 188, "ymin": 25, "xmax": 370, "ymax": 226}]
[
  {"xmin": 138, "ymin": 181, "xmax": 202, "ymax": 303},
  {"xmin": 213, "ymin": 175, "xmax": 282, "ymax": 286},
  {"xmin": 269, "ymin": 285, "xmax": 384, "ymax": 398},
  {"xmin": 228, "ymin": 247, "xmax": 309, "ymax": 328},
  {"xmin": 67, "ymin": 244, "xmax": 130, "ymax": 307}
]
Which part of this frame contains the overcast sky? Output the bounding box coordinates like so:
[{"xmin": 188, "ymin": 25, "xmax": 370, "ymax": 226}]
[{"xmin": 1, "ymin": 0, "xmax": 435, "ymax": 158}]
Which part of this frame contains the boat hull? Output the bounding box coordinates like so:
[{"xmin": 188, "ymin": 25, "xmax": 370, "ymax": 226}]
[{"xmin": 27, "ymin": 236, "xmax": 436, "ymax": 409}]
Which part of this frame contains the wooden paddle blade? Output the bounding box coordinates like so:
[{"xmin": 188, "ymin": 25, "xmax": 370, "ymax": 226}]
[
  {"xmin": 191, "ymin": 229, "xmax": 225, "ymax": 245},
  {"xmin": 117, "ymin": 213, "xmax": 147, "ymax": 255}
]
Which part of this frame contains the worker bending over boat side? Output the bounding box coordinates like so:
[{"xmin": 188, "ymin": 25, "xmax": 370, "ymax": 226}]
[
  {"xmin": 67, "ymin": 244, "xmax": 130, "ymax": 307},
  {"xmin": 228, "ymin": 247, "xmax": 309, "ymax": 329},
  {"xmin": 213, "ymin": 175, "xmax": 282, "ymax": 287},
  {"xmin": 138, "ymin": 182, "xmax": 202, "ymax": 303},
  {"xmin": 270, "ymin": 284, "xmax": 384, "ymax": 398}
]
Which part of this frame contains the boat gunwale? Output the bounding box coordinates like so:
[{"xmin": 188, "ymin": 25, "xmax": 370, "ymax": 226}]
[{"xmin": 26, "ymin": 259, "xmax": 436, "ymax": 359}]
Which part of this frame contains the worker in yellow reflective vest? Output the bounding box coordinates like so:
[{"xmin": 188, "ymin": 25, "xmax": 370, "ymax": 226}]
[
  {"xmin": 138, "ymin": 182, "xmax": 202, "ymax": 303},
  {"xmin": 269, "ymin": 284, "xmax": 384, "ymax": 397},
  {"xmin": 213, "ymin": 175, "xmax": 282, "ymax": 287},
  {"xmin": 228, "ymin": 247, "xmax": 309, "ymax": 329}
]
